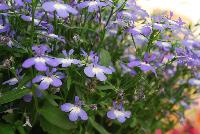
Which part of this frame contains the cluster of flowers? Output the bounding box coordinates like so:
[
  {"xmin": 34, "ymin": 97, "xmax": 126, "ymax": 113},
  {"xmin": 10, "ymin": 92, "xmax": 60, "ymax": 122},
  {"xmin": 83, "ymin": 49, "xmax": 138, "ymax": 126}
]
[{"xmin": 1, "ymin": 0, "xmax": 200, "ymax": 127}]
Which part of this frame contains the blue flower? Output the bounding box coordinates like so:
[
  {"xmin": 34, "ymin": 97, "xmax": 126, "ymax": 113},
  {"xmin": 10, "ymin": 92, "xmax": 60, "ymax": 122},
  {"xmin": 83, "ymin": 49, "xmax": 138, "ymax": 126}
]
[
  {"xmin": 22, "ymin": 45, "xmax": 59, "ymax": 71},
  {"xmin": 42, "ymin": 1, "xmax": 78, "ymax": 18},
  {"xmin": 61, "ymin": 96, "xmax": 88, "ymax": 122},
  {"xmin": 84, "ymin": 56, "xmax": 113, "ymax": 81},
  {"xmin": 32, "ymin": 68, "xmax": 64, "ymax": 90},
  {"xmin": 78, "ymin": 0, "xmax": 107, "ymax": 12},
  {"xmin": 57, "ymin": 49, "xmax": 81, "ymax": 67},
  {"xmin": 107, "ymin": 101, "xmax": 131, "ymax": 123}
]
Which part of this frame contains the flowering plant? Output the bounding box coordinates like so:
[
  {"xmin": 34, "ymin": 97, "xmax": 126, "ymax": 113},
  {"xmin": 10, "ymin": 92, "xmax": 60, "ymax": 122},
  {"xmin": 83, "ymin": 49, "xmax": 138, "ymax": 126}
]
[{"xmin": 0, "ymin": 0, "xmax": 200, "ymax": 133}]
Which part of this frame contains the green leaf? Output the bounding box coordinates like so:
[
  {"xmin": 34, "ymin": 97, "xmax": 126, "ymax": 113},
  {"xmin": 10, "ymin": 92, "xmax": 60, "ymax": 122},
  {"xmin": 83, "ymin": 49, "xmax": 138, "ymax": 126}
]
[
  {"xmin": 0, "ymin": 88, "xmax": 30, "ymax": 105},
  {"xmin": 39, "ymin": 103, "xmax": 76, "ymax": 130},
  {"xmin": 99, "ymin": 49, "xmax": 111, "ymax": 66},
  {"xmin": 89, "ymin": 118, "xmax": 110, "ymax": 134},
  {"xmin": 0, "ymin": 123, "xmax": 15, "ymax": 134},
  {"xmin": 96, "ymin": 85, "xmax": 115, "ymax": 90},
  {"xmin": 40, "ymin": 117, "xmax": 71, "ymax": 134},
  {"xmin": 67, "ymin": 75, "xmax": 71, "ymax": 90}
]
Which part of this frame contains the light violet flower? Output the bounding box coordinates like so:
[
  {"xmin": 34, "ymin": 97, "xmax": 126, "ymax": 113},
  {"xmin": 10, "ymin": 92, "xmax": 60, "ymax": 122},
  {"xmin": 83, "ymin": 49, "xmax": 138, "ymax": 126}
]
[
  {"xmin": 32, "ymin": 68, "xmax": 64, "ymax": 90},
  {"xmin": 15, "ymin": 0, "xmax": 24, "ymax": 7},
  {"xmin": 107, "ymin": 101, "xmax": 131, "ymax": 123},
  {"xmin": 60, "ymin": 96, "xmax": 88, "ymax": 121},
  {"xmin": 84, "ymin": 56, "xmax": 112, "ymax": 81},
  {"xmin": 188, "ymin": 78, "xmax": 200, "ymax": 87},
  {"xmin": 156, "ymin": 41, "xmax": 171, "ymax": 52},
  {"xmin": 0, "ymin": 3, "xmax": 9, "ymax": 10},
  {"xmin": 42, "ymin": 1, "xmax": 78, "ymax": 18},
  {"xmin": 128, "ymin": 53, "xmax": 157, "ymax": 75},
  {"xmin": 21, "ymin": 15, "xmax": 47, "ymax": 26},
  {"xmin": 22, "ymin": 45, "xmax": 59, "ymax": 71},
  {"xmin": 23, "ymin": 89, "xmax": 43, "ymax": 102},
  {"xmin": 0, "ymin": 24, "xmax": 10, "ymax": 33},
  {"xmin": 58, "ymin": 49, "xmax": 80, "ymax": 67},
  {"xmin": 2, "ymin": 69, "xmax": 22, "ymax": 85},
  {"xmin": 77, "ymin": 0, "xmax": 107, "ymax": 12}
]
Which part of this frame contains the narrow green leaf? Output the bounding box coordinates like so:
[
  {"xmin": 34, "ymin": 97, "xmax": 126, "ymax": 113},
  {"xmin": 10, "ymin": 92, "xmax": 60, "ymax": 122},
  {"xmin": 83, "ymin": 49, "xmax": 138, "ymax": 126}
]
[
  {"xmin": 40, "ymin": 117, "xmax": 71, "ymax": 134},
  {"xmin": 39, "ymin": 103, "xmax": 76, "ymax": 130},
  {"xmin": 67, "ymin": 76, "xmax": 71, "ymax": 90},
  {"xmin": 0, "ymin": 123, "xmax": 15, "ymax": 134},
  {"xmin": 0, "ymin": 88, "xmax": 30, "ymax": 105},
  {"xmin": 96, "ymin": 85, "xmax": 115, "ymax": 90},
  {"xmin": 99, "ymin": 49, "xmax": 111, "ymax": 66},
  {"xmin": 89, "ymin": 118, "xmax": 110, "ymax": 134}
]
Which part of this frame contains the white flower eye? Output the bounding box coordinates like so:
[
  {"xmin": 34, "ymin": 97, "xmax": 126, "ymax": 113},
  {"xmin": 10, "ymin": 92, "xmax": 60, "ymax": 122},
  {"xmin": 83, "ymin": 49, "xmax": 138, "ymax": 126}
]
[
  {"xmin": 92, "ymin": 67, "xmax": 103, "ymax": 74},
  {"xmin": 34, "ymin": 57, "xmax": 46, "ymax": 63}
]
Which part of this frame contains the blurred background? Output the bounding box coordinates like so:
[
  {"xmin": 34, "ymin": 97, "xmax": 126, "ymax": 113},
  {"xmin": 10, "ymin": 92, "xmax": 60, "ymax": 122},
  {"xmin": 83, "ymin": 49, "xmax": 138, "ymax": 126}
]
[
  {"xmin": 137, "ymin": 1, "xmax": 200, "ymax": 133},
  {"xmin": 137, "ymin": 0, "xmax": 200, "ymax": 24}
]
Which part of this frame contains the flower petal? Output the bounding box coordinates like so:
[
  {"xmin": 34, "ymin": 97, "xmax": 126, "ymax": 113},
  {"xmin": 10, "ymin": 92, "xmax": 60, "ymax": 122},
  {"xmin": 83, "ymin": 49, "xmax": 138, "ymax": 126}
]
[
  {"xmin": 22, "ymin": 58, "xmax": 35, "ymax": 68},
  {"xmin": 38, "ymin": 79, "xmax": 50, "ymax": 90},
  {"xmin": 117, "ymin": 116, "xmax": 126, "ymax": 123},
  {"xmin": 78, "ymin": 109, "xmax": 88, "ymax": 120},
  {"xmin": 51, "ymin": 77, "xmax": 62, "ymax": 87},
  {"xmin": 46, "ymin": 58, "xmax": 60, "ymax": 67},
  {"xmin": 60, "ymin": 103, "xmax": 74, "ymax": 112},
  {"xmin": 84, "ymin": 66, "xmax": 95, "ymax": 77},
  {"xmin": 107, "ymin": 110, "xmax": 116, "ymax": 119},
  {"xmin": 32, "ymin": 75, "xmax": 44, "ymax": 83},
  {"xmin": 69, "ymin": 110, "xmax": 78, "ymax": 121},
  {"xmin": 42, "ymin": 2, "xmax": 56, "ymax": 12},
  {"xmin": 2, "ymin": 78, "xmax": 18, "ymax": 85},
  {"xmin": 56, "ymin": 9, "xmax": 69, "ymax": 18},
  {"xmin": 35, "ymin": 62, "xmax": 47, "ymax": 71},
  {"xmin": 124, "ymin": 111, "xmax": 131, "ymax": 118},
  {"xmin": 96, "ymin": 72, "xmax": 107, "ymax": 81}
]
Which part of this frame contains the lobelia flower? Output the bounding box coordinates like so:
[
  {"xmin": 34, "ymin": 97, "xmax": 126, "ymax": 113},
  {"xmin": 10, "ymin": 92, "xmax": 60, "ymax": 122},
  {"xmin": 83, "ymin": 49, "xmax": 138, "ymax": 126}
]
[
  {"xmin": 58, "ymin": 49, "xmax": 80, "ymax": 67},
  {"xmin": 23, "ymin": 88, "xmax": 43, "ymax": 102},
  {"xmin": 128, "ymin": 53, "xmax": 157, "ymax": 75},
  {"xmin": 22, "ymin": 45, "xmax": 59, "ymax": 71},
  {"xmin": 15, "ymin": 0, "xmax": 24, "ymax": 7},
  {"xmin": 188, "ymin": 78, "xmax": 200, "ymax": 87},
  {"xmin": 21, "ymin": 15, "xmax": 47, "ymax": 26},
  {"xmin": 2, "ymin": 69, "xmax": 22, "ymax": 85},
  {"xmin": 60, "ymin": 96, "xmax": 88, "ymax": 121},
  {"xmin": 77, "ymin": 0, "xmax": 107, "ymax": 12},
  {"xmin": 32, "ymin": 68, "xmax": 64, "ymax": 90},
  {"xmin": 84, "ymin": 56, "xmax": 113, "ymax": 81},
  {"xmin": 107, "ymin": 101, "xmax": 131, "ymax": 123},
  {"xmin": 0, "ymin": 3, "xmax": 9, "ymax": 10},
  {"xmin": 0, "ymin": 15, "xmax": 10, "ymax": 33},
  {"xmin": 42, "ymin": 1, "xmax": 78, "ymax": 18},
  {"xmin": 156, "ymin": 41, "xmax": 172, "ymax": 52}
]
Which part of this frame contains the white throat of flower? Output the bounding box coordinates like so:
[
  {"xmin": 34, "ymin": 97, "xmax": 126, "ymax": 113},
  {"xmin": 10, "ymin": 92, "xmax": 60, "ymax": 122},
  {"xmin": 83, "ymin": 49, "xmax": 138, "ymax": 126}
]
[
  {"xmin": 0, "ymin": 25, "xmax": 5, "ymax": 29},
  {"xmin": 54, "ymin": 3, "xmax": 67, "ymax": 10},
  {"xmin": 34, "ymin": 57, "xmax": 46, "ymax": 63},
  {"xmin": 43, "ymin": 77, "xmax": 53, "ymax": 84},
  {"xmin": 92, "ymin": 67, "xmax": 103, "ymax": 74},
  {"xmin": 61, "ymin": 58, "xmax": 73, "ymax": 64},
  {"xmin": 113, "ymin": 110, "xmax": 125, "ymax": 118},
  {"xmin": 71, "ymin": 106, "xmax": 81, "ymax": 113},
  {"xmin": 88, "ymin": 1, "xmax": 98, "ymax": 6}
]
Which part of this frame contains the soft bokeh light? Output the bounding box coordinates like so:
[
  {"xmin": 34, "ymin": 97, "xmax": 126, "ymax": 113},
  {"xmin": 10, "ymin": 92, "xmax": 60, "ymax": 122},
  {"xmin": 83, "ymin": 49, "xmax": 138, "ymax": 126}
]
[{"xmin": 137, "ymin": 0, "xmax": 200, "ymax": 24}]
